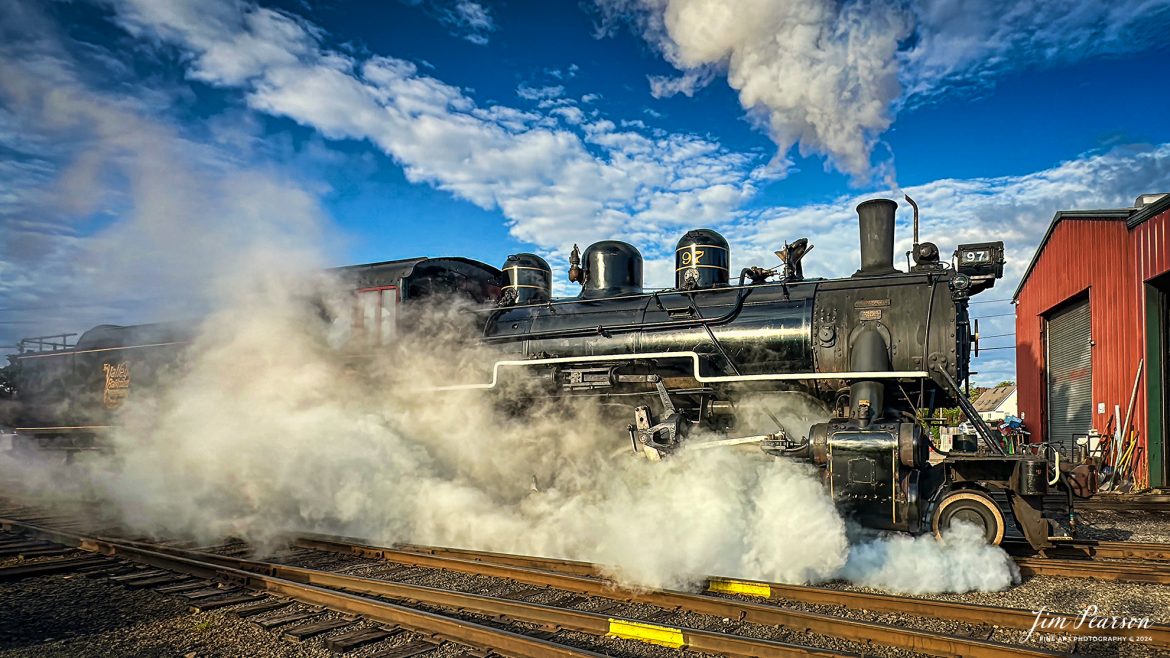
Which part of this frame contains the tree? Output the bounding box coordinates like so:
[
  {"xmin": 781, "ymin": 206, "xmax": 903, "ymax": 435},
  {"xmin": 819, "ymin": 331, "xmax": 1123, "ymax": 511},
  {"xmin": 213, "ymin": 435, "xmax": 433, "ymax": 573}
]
[{"xmin": 0, "ymin": 362, "xmax": 13, "ymax": 398}]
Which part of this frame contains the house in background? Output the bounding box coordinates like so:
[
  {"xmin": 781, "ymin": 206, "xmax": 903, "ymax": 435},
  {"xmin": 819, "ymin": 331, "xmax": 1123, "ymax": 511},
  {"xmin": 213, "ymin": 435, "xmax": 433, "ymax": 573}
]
[{"xmin": 973, "ymin": 384, "xmax": 1018, "ymax": 423}]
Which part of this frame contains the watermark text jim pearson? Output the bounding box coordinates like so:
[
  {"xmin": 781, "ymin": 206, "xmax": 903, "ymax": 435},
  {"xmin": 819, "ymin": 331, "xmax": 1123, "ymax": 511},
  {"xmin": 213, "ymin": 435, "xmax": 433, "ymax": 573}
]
[{"xmin": 1027, "ymin": 606, "xmax": 1152, "ymax": 641}]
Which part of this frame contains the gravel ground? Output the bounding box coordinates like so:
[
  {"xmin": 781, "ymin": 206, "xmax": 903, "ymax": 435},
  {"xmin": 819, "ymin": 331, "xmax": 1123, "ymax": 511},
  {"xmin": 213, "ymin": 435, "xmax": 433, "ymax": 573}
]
[
  {"xmin": 0, "ymin": 571, "xmax": 333, "ymax": 657},
  {"xmin": 3, "ymin": 495, "xmax": 1169, "ymax": 657},
  {"xmin": 1076, "ymin": 509, "xmax": 1170, "ymax": 542}
]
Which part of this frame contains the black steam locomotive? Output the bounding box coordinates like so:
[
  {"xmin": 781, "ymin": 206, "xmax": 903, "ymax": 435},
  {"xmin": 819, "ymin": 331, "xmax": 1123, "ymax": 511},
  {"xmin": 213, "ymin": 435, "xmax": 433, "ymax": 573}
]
[
  {"xmin": 5, "ymin": 197, "xmax": 1087, "ymax": 548},
  {"xmin": 433, "ymin": 197, "xmax": 1084, "ymax": 549}
]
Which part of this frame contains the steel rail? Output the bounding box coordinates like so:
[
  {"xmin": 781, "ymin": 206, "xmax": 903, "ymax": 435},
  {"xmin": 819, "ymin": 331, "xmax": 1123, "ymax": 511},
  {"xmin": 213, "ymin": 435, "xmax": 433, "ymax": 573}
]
[
  {"xmin": 0, "ymin": 520, "xmax": 604, "ymax": 658},
  {"xmin": 288, "ymin": 536, "xmax": 1071, "ymax": 657},
  {"xmin": 1013, "ymin": 556, "xmax": 1170, "ymax": 584},
  {"xmin": 1043, "ymin": 540, "xmax": 1170, "ymax": 562},
  {"xmin": 4, "ymin": 520, "xmax": 852, "ymax": 658},
  {"xmin": 1078, "ymin": 496, "xmax": 1170, "ymax": 512},
  {"xmin": 382, "ymin": 540, "xmax": 1170, "ymax": 648},
  {"xmin": 400, "ymin": 538, "xmax": 1170, "ymax": 586}
]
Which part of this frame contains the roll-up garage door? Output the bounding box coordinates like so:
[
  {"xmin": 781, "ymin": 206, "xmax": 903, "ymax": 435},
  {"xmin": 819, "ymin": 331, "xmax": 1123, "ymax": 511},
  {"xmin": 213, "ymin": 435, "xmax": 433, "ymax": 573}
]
[{"xmin": 1046, "ymin": 300, "xmax": 1092, "ymax": 456}]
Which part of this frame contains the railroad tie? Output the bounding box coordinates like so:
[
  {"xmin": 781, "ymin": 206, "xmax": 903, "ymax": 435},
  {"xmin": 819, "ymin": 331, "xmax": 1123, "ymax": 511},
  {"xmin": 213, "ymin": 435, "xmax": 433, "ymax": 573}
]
[
  {"xmin": 123, "ymin": 574, "xmax": 193, "ymax": 589},
  {"xmin": 86, "ymin": 565, "xmax": 139, "ymax": 579},
  {"xmin": 546, "ymin": 594, "xmax": 587, "ymax": 609},
  {"xmin": 367, "ymin": 639, "xmax": 442, "ymax": 658},
  {"xmin": 254, "ymin": 610, "xmax": 324, "ymax": 630},
  {"xmin": 188, "ymin": 593, "xmax": 265, "ymax": 613},
  {"xmin": 156, "ymin": 581, "xmax": 213, "ymax": 594},
  {"xmin": 229, "ymin": 599, "xmax": 293, "ymax": 618},
  {"xmin": 181, "ymin": 586, "xmax": 239, "ymax": 601},
  {"xmin": 0, "ymin": 545, "xmax": 56, "ymax": 557},
  {"xmin": 645, "ymin": 609, "xmax": 681, "ymax": 623},
  {"xmin": 0, "ymin": 540, "xmax": 49, "ymax": 550},
  {"xmin": 326, "ymin": 626, "xmax": 406, "ymax": 653},
  {"xmin": 110, "ymin": 569, "xmax": 169, "ymax": 583},
  {"xmin": 73, "ymin": 561, "xmax": 121, "ymax": 574},
  {"xmin": 281, "ymin": 618, "xmax": 356, "ymax": 643},
  {"xmin": 0, "ymin": 556, "xmax": 105, "ymax": 581},
  {"xmin": 16, "ymin": 547, "xmax": 74, "ymax": 558}
]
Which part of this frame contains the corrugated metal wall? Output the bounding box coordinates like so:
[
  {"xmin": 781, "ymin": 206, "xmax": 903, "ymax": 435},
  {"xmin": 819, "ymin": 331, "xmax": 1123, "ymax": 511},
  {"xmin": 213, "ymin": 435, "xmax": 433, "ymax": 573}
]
[
  {"xmin": 1131, "ymin": 207, "xmax": 1170, "ymax": 485},
  {"xmin": 1016, "ymin": 208, "xmax": 1170, "ymax": 483},
  {"xmin": 1016, "ymin": 219, "xmax": 1140, "ymax": 446}
]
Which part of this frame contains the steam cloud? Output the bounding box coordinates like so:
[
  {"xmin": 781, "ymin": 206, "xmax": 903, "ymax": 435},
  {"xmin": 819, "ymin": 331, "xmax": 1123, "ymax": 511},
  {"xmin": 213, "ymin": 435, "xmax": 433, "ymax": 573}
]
[{"xmin": 2, "ymin": 259, "xmax": 1017, "ymax": 593}]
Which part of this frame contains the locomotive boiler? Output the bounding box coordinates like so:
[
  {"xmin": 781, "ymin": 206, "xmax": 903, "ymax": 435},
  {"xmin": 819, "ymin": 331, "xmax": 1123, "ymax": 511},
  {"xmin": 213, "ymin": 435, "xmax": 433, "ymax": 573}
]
[{"xmin": 452, "ymin": 197, "xmax": 1085, "ymax": 549}]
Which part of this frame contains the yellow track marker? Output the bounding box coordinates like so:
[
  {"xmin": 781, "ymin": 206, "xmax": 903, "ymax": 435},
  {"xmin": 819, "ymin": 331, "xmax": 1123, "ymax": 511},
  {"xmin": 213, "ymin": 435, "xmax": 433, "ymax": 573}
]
[
  {"xmin": 706, "ymin": 577, "xmax": 772, "ymax": 598},
  {"xmin": 606, "ymin": 618, "xmax": 686, "ymax": 648}
]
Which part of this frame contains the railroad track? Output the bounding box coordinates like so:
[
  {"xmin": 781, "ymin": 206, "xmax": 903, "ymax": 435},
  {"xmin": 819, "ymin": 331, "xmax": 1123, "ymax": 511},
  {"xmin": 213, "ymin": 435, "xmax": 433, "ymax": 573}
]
[
  {"xmin": 1040, "ymin": 538, "xmax": 1170, "ymax": 561},
  {"xmin": 390, "ymin": 537, "xmax": 1170, "ymax": 587},
  {"xmin": 1077, "ymin": 495, "xmax": 1170, "ymax": 512},
  {"xmin": 360, "ymin": 538, "xmax": 1170, "ymax": 645},
  {"xmin": 2, "ymin": 517, "xmax": 1166, "ymax": 657},
  {"xmin": 1013, "ymin": 556, "xmax": 1170, "ymax": 584}
]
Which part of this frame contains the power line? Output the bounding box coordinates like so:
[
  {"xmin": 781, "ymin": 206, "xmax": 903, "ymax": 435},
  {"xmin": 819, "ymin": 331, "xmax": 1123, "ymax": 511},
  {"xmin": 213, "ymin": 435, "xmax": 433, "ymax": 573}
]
[
  {"xmin": 976, "ymin": 346, "xmax": 1016, "ymax": 352},
  {"xmin": 970, "ymin": 297, "xmax": 1013, "ymax": 304},
  {"xmin": 974, "ymin": 312, "xmax": 1016, "ymax": 319},
  {"xmin": 980, "ymin": 332, "xmax": 1015, "ymax": 339}
]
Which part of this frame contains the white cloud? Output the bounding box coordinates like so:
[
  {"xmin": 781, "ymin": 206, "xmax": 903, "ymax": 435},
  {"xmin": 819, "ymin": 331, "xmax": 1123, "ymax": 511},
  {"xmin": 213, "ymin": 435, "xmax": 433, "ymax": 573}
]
[
  {"xmin": 516, "ymin": 83, "xmax": 564, "ymax": 101},
  {"xmin": 901, "ymin": 1, "xmax": 1170, "ymax": 103},
  {"xmin": 401, "ymin": 0, "xmax": 497, "ymax": 45},
  {"xmin": 109, "ymin": 0, "xmax": 767, "ymax": 256},
  {"xmin": 648, "ymin": 66, "xmax": 715, "ymax": 98},
  {"xmin": 14, "ymin": 0, "xmax": 1165, "ymax": 387},
  {"xmin": 593, "ymin": 0, "xmax": 1170, "ymax": 180},
  {"xmin": 723, "ymin": 143, "xmax": 1170, "ymax": 384}
]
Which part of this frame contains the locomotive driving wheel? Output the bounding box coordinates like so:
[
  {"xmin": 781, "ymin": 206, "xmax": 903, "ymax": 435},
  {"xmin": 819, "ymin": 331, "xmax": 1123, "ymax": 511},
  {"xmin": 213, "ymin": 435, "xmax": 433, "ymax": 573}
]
[{"xmin": 932, "ymin": 490, "xmax": 1005, "ymax": 545}]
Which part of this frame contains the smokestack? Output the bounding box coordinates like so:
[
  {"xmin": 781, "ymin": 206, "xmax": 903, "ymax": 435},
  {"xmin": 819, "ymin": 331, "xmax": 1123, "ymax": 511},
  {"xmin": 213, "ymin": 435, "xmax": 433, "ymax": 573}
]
[{"xmin": 854, "ymin": 198, "xmax": 899, "ymax": 277}]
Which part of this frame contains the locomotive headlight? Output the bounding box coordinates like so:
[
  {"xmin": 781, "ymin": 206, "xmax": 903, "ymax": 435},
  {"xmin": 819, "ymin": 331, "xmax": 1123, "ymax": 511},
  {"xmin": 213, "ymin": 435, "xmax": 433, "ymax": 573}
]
[{"xmin": 950, "ymin": 273, "xmax": 971, "ymax": 292}]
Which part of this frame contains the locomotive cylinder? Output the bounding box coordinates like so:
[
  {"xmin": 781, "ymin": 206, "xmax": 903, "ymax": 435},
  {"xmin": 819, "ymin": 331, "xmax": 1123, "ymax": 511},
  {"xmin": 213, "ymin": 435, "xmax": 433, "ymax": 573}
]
[
  {"xmin": 579, "ymin": 241, "xmax": 644, "ymax": 299},
  {"xmin": 674, "ymin": 229, "xmax": 730, "ymax": 290},
  {"xmin": 855, "ymin": 198, "xmax": 899, "ymax": 277},
  {"xmin": 501, "ymin": 253, "xmax": 553, "ymax": 305}
]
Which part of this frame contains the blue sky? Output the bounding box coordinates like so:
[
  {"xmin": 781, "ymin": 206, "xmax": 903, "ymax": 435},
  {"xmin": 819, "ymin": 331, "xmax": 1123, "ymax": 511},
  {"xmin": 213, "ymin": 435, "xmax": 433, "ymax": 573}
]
[{"xmin": 2, "ymin": 0, "xmax": 1169, "ymax": 384}]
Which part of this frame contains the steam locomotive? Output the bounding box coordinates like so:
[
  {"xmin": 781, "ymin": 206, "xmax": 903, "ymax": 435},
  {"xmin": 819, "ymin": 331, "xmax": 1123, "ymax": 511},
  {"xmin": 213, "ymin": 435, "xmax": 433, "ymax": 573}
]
[{"xmin": 5, "ymin": 197, "xmax": 1088, "ymax": 548}]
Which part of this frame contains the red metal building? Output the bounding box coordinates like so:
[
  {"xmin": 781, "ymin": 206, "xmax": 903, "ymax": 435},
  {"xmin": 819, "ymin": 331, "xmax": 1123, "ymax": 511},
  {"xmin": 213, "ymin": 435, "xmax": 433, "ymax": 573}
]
[{"xmin": 1013, "ymin": 193, "xmax": 1170, "ymax": 488}]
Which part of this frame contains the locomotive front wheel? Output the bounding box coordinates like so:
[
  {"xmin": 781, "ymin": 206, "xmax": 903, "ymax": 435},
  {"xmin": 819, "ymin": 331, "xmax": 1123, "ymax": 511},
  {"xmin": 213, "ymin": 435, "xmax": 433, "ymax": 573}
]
[{"xmin": 932, "ymin": 491, "xmax": 1005, "ymax": 545}]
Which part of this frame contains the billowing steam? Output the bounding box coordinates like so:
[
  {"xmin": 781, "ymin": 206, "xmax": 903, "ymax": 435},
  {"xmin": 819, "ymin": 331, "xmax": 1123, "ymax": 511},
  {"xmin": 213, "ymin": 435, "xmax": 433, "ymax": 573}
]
[{"xmin": 2, "ymin": 258, "xmax": 1016, "ymax": 593}]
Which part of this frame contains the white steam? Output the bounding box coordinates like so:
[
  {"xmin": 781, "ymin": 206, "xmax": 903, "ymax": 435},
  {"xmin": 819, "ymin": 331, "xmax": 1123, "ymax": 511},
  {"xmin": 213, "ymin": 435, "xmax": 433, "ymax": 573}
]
[
  {"xmin": 2, "ymin": 262, "xmax": 1017, "ymax": 593},
  {"xmin": 844, "ymin": 522, "xmax": 1021, "ymax": 593}
]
